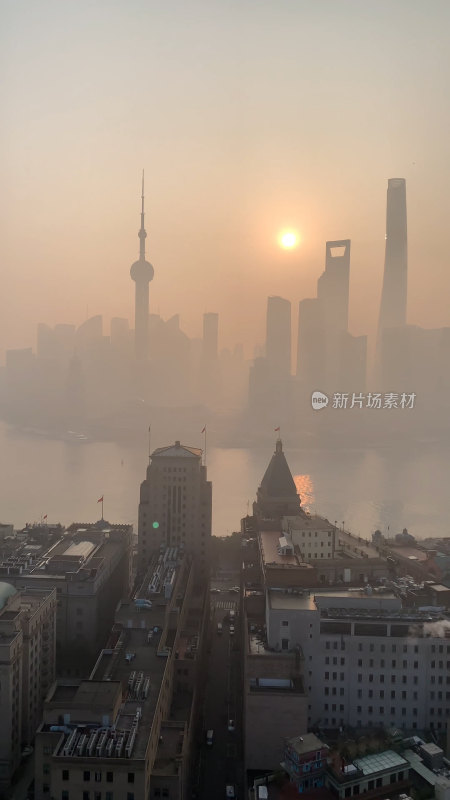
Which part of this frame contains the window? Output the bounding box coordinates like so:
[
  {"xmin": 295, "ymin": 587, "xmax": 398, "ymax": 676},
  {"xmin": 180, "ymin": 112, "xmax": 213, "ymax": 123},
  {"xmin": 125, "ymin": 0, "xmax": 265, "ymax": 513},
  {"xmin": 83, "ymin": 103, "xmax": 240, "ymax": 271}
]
[
  {"xmin": 282, "ymin": 621, "xmax": 289, "ymax": 627},
  {"xmin": 128, "ymin": 774, "xmax": 135, "ymax": 784},
  {"xmin": 62, "ymin": 793, "xmax": 69, "ymax": 800},
  {"xmin": 106, "ymin": 794, "xmax": 113, "ymax": 800},
  {"xmin": 107, "ymin": 773, "xmax": 113, "ymax": 783},
  {"xmin": 95, "ymin": 773, "xmax": 101, "ymax": 783},
  {"xmin": 84, "ymin": 772, "xmax": 91, "ymax": 782},
  {"xmin": 62, "ymin": 770, "xmax": 69, "ymax": 781},
  {"xmin": 127, "ymin": 794, "xmax": 135, "ymax": 800}
]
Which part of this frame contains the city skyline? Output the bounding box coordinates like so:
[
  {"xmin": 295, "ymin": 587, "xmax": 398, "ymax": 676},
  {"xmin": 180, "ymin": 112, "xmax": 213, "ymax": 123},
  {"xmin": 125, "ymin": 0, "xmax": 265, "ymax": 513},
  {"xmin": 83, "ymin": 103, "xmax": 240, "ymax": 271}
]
[{"xmin": 2, "ymin": 2, "xmax": 450, "ymax": 359}]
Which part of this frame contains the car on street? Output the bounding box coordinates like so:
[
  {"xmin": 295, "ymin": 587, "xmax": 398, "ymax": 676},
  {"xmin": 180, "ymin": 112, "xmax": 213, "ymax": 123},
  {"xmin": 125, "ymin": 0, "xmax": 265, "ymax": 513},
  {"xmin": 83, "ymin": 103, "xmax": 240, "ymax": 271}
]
[
  {"xmin": 226, "ymin": 786, "xmax": 236, "ymax": 798},
  {"xmin": 229, "ymin": 624, "xmax": 235, "ymax": 635},
  {"xmin": 229, "ymin": 586, "xmax": 240, "ymax": 593},
  {"xmin": 211, "ymin": 588, "xmax": 221, "ymax": 593},
  {"xmin": 227, "ymin": 719, "xmax": 235, "ymax": 732}
]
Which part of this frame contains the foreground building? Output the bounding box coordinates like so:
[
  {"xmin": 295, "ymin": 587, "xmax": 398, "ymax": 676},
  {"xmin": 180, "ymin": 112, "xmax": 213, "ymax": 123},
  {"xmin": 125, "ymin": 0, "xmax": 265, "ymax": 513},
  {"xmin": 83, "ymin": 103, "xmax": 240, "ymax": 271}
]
[
  {"xmin": 138, "ymin": 440, "xmax": 212, "ymax": 581},
  {"xmin": 34, "ymin": 547, "xmax": 207, "ymax": 800},
  {"xmin": 0, "ymin": 583, "xmax": 56, "ymax": 792},
  {"xmin": 266, "ymin": 587, "xmax": 450, "ymax": 733},
  {"xmin": 0, "ymin": 521, "xmax": 132, "ymax": 674}
]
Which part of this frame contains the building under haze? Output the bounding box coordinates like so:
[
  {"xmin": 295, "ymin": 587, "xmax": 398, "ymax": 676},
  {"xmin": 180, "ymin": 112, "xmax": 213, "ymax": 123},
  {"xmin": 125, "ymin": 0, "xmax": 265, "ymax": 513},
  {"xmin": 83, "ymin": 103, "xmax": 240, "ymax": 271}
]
[
  {"xmin": 0, "ymin": 583, "xmax": 56, "ymax": 792},
  {"xmin": 377, "ymin": 179, "xmax": 408, "ymax": 345},
  {"xmin": 0, "ymin": 522, "xmax": 132, "ymax": 675},
  {"xmin": 248, "ymin": 297, "xmax": 293, "ymax": 428},
  {"xmin": 253, "ymin": 438, "xmax": 302, "ymax": 520},
  {"xmin": 130, "ymin": 174, "xmax": 154, "ymax": 361},
  {"xmin": 316, "ymin": 239, "xmax": 351, "ymax": 391},
  {"xmin": 34, "ymin": 547, "xmax": 207, "ymax": 800},
  {"xmin": 266, "ymin": 296, "xmax": 291, "ymax": 381},
  {"xmin": 138, "ymin": 440, "xmax": 212, "ymax": 581}
]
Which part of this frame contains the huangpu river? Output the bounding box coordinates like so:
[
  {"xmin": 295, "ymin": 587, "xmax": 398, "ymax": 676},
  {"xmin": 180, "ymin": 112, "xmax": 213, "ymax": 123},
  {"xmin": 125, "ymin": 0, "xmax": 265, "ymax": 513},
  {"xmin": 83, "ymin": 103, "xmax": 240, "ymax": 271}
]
[{"xmin": 1, "ymin": 421, "xmax": 449, "ymax": 540}]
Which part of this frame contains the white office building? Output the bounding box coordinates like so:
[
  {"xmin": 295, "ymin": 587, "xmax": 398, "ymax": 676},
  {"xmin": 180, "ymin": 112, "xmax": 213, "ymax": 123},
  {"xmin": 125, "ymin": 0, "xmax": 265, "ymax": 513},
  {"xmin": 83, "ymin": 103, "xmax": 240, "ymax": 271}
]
[{"xmin": 266, "ymin": 588, "xmax": 450, "ymax": 733}]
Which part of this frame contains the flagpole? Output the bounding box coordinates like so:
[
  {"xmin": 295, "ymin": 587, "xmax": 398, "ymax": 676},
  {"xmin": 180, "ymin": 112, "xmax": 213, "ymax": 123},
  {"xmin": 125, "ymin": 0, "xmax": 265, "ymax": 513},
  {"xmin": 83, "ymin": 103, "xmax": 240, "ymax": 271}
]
[
  {"xmin": 102, "ymin": 497, "xmax": 104, "ymax": 521},
  {"xmin": 204, "ymin": 427, "xmax": 207, "ymax": 466}
]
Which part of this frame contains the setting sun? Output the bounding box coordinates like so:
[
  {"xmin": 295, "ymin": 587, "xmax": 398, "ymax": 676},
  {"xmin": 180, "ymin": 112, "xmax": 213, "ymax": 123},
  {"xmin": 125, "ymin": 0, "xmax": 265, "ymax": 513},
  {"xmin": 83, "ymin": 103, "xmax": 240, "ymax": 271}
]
[{"xmin": 280, "ymin": 231, "xmax": 298, "ymax": 249}]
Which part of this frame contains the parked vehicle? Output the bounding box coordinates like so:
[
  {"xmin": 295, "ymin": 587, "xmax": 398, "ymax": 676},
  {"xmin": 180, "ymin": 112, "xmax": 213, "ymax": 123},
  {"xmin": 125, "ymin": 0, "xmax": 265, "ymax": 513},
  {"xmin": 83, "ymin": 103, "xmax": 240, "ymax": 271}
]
[
  {"xmin": 227, "ymin": 719, "xmax": 235, "ymax": 732},
  {"xmin": 217, "ymin": 622, "xmax": 223, "ymax": 634},
  {"xmin": 229, "ymin": 624, "xmax": 235, "ymax": 635}
]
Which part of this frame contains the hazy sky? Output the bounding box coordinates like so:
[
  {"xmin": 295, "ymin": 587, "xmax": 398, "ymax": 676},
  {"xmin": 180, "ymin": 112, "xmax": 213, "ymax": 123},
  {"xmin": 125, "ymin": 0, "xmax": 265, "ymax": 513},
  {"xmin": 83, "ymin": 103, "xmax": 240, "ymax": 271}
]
[{"xmin": 2, "ymin": 0, "xmax": 450, "ymax": 360}]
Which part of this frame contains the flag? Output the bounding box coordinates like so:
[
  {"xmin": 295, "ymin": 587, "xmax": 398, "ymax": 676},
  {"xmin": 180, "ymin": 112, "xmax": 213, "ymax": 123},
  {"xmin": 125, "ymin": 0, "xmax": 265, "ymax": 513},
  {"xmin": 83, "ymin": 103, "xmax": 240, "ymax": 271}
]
[
  {"xmin": 97, "ymin": 496, "xmax": 103, "ymax": 503},
  {"xmin": 274, "ymin": 427, "xmax": 280, "ymax": 432},
  {"xmin": 201, "ymin": 426, "xmax": 206, "ymax": 434},
  {"xmin": 43, "ymin": 514, "xmax": 48, "ymax": 520}
]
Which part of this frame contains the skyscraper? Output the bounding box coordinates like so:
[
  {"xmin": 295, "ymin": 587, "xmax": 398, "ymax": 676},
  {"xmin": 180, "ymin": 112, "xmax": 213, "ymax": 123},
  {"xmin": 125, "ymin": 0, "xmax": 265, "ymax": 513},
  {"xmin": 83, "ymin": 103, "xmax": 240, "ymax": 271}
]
[
  {"xmin": 138, "ymin": 440, "xmax": 212, "ymax": 580},
  {"xmin": 296, "ymin": 297, "xmax": 324, "ymax": 385},
  {"xmin": 202, "ymin": 312, "xmax": 219, "ymax": 362},
  {"xmin": 315, "ymin": 239, "xmax": 351, "ymax": 390},
  {"xmin": 317, "ymin": 239, "xmax": 350, "ymax": 335},
  {"xmin": 377, "ymin": 178, "xmax": 408, "ymax": 344},
  {"xmin": 130, "ymin": 172, "xmax": 154, "ymax": 360},
  {"xmin": 266, "ymin": 296, "xmax": 291, "ymax": 380}
]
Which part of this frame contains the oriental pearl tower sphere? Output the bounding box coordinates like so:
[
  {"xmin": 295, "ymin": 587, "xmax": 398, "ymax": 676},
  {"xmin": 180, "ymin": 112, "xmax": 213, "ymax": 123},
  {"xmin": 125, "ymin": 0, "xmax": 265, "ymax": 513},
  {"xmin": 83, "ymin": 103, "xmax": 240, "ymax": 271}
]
[{"xmin": 130, "ymin": 172, "xmax": 154, "ymax": 360}]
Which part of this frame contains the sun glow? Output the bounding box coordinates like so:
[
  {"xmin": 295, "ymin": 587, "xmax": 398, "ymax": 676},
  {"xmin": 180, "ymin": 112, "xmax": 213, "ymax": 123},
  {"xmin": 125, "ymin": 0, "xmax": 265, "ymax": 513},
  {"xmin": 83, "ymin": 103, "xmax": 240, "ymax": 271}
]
[{"xmin": 280, "ymin": 231, "xmax": 298, "ymax": 249}]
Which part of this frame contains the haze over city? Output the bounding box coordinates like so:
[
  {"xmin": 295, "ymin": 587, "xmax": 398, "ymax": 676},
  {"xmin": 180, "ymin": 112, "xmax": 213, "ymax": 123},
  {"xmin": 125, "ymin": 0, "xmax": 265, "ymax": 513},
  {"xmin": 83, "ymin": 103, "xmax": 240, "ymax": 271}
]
[
  {"xmin": 2, "ymin": 0, "xmax": 450, "ymax": 360},
  {"xmin": 3, "ymin": 4, "xmax": 450, "ymax": 800}
]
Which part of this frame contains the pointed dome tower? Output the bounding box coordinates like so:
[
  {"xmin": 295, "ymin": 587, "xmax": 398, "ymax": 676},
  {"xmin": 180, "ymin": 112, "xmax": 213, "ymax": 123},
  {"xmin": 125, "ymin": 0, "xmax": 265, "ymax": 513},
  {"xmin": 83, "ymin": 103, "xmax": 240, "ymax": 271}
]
[
  {"xmin": 253, "ymin": 438, "xmax": 303, "ymax": 520},
  {"xmin": 130, "ymin": 171, "xmax": 154, "ymax": 360}
]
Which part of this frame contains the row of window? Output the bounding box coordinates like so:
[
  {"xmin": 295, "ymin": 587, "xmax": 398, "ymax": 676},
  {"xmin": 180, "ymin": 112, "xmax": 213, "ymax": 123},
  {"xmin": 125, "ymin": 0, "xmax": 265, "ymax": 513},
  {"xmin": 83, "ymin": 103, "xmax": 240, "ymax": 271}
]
[
  {"xmin": 61, "ymin": 771, "xmax": 135, "ymax": 783},
  {"xmin": 324, "ymin": 640, "xmax": 447, "ymax": 653},
  {"xmin": 57, "ymin": 792, "xmax": 134, "ymax": 800}
]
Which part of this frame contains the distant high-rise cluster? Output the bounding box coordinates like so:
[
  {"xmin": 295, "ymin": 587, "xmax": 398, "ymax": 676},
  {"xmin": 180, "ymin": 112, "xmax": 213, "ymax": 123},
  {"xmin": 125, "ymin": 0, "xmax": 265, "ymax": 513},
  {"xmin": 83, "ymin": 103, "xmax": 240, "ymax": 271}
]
[{"xmin": 1, "ymin": 175, "xmax": 449, "ymax": 444}]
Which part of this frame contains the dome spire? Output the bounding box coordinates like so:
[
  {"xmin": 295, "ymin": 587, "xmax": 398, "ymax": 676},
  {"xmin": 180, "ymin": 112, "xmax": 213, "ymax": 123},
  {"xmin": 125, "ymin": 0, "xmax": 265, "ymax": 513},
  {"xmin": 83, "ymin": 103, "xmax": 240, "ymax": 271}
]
[{"xmin": 138, "ymin": 168, "xmax": 147, "ymax": 261}]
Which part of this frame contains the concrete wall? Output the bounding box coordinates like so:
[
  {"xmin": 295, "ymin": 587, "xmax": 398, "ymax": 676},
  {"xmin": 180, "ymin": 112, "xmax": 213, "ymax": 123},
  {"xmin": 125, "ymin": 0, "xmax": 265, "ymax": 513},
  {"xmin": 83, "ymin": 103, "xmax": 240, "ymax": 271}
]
[{"xmin": 245, "ymin": 691, "xmax": 308, "ymax": 770}]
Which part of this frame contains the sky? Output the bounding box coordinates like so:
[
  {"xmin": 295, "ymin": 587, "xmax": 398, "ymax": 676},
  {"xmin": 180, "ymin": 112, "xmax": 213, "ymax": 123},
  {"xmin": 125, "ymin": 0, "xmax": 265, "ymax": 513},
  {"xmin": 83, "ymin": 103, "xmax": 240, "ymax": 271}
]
[{"xmin": 1, "ymin": 0, "xmax": 450, "ymax": 360}]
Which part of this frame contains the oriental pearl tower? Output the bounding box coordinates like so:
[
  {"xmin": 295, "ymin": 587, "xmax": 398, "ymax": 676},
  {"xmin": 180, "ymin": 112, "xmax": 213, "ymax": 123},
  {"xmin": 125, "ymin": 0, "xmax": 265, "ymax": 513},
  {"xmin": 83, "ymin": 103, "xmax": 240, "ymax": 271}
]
[{"xmin": 130, "ymin": 172, "xmax": 154, "ymax": 360}]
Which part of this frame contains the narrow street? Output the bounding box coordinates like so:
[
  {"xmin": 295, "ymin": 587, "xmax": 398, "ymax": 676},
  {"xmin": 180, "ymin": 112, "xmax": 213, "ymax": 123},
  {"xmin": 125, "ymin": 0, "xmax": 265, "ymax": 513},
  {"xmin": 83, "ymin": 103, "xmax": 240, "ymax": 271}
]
[{"xmin": 198, "ymin": 577, "xmax": 244, "ymax": 799}]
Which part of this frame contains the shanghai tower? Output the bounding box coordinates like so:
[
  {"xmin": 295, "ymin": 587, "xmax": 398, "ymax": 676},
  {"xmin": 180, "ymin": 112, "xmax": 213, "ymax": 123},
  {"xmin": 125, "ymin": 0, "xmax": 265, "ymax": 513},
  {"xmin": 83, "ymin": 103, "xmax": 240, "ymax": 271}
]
[
  {"xmin": 130, "ymin": 172, "xmax": 154, "ymax": 360},
  {"xmin": 377, "ymin": 178, "xmax": 408, "ymax": 345}
]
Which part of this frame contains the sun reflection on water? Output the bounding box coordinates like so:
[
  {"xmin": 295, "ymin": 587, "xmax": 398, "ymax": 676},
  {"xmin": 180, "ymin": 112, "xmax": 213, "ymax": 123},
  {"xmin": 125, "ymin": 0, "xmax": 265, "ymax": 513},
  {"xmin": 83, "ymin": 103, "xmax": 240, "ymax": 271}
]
[{"xmin": 293, "ymin": 473, "xmax": 315, "ymax": 512}]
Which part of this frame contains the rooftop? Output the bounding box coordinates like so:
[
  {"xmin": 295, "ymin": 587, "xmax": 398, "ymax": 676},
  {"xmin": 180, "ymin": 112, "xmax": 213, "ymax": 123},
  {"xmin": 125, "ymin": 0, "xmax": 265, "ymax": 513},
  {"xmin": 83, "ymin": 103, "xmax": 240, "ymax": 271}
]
[
  {"xmin": 259, "ymin": 440, "xmax": 300, "ymax": 499},
  {"xmin": 354, "ymin": 750, "xmax": 408, "ymax": 776},
  {"xmin": 268, "ymin": 589, "xmax": 399, "ymax": 612},
  {"xmin": 151, "ymin": 441, "xmax": 202, "ymax": 459},
  {"xmin": 286, "ymin": 732, "xmax": 327, "ymax": 756}
]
